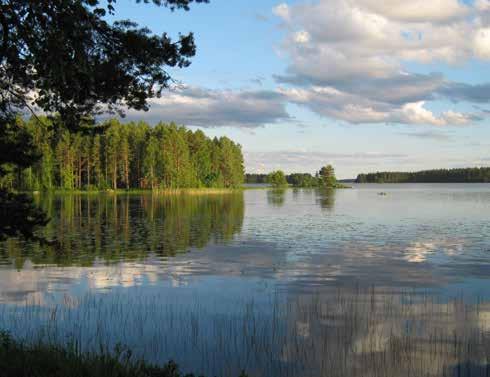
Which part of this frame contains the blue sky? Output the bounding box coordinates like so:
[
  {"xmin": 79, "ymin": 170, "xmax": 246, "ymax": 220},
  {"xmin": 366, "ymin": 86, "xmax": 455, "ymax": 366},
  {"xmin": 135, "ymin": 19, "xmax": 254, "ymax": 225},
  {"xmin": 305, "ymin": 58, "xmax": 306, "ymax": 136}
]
[{"xmin": 114, "ymin": 0, "xmax": 490, "ymax": 178}]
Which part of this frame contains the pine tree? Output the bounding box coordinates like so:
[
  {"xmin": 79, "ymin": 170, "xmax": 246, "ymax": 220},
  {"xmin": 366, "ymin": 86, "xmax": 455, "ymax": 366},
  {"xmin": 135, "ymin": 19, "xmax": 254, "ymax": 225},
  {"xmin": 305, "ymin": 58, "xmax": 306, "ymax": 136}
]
[
  {"xmin": 92, "ymin": 134, "xmax": 103, "ymax": 189},
  {"xmin": 105, "ymin": 121, "xmax": 121, "ymax": 190},
  {"xmin": 143, "ymin": 135, "xmax": 160, "ymax": 190},
  {"xmin": 319, "ymin": 165, "xmax": 337, "ymax": 188}
]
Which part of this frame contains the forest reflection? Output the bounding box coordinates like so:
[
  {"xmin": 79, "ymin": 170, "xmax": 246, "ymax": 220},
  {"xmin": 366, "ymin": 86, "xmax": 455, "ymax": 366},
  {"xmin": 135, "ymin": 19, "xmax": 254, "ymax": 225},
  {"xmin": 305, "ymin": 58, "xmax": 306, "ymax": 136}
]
[
  {"xmin": 0, "ymin": 192, "xmax": 245, "ymax": 268},
  {"xmin": 267, "ymin": 189, "xmax": 286, "ymax": 207},
  {"xmin": 315, "ymin": 188, "xmax": 336, "ymax": 211},
  {"xmin": 267, "ymin": 188, "xmax": 336, "ymax": 210}
]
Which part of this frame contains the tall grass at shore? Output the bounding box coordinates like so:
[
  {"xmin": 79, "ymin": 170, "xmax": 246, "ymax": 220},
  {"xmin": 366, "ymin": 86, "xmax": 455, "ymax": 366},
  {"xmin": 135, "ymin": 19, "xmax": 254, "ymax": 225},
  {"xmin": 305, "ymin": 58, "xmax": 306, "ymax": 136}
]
[
  {"xmin": 40, "ymin": 188, "xmax": 243, "ymax": 196},
  {"xmin": 1, "ymin": 287, "xmax": 489, "ymax": 376},
  {"xmin": 0, "ymin": 330, "xmax": 249, "ymax": 377}
]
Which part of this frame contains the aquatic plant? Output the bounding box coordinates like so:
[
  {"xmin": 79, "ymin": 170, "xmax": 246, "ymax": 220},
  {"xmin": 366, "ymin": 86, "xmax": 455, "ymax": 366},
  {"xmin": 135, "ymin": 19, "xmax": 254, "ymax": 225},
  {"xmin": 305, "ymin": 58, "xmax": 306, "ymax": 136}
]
[
  {"xmin": 0, "ymin": 330, "xmax": 248, "ymax": 377},
  {"xmin": 1, "ymin": 287, "xmax": 489, "ymax": 377}
]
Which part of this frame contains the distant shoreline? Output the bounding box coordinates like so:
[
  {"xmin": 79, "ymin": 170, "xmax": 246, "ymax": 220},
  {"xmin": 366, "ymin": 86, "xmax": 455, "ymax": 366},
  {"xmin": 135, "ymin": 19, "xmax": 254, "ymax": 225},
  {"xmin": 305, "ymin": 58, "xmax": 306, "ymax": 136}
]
[
  {"xmin": 26, "ymin": 185, "xmax": 357, "ymax": 196},
  {"xmin": 356, "ymin": 167, "xmax": 490, "ymax": 184},
  {"xmin": 24, "ymin": 182, "xmax": 490, "ymax": 197},
  {"xmin": 352, "ymin": 182, "xmax": 490, "ymax": 184}
]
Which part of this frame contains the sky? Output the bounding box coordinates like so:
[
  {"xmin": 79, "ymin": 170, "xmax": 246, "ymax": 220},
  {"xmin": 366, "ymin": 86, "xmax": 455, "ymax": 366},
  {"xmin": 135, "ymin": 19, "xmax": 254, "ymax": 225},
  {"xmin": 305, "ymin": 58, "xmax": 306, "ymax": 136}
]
[{"xmin": 113, "ymin": 0, "xmax": 490, "ymax": 179}]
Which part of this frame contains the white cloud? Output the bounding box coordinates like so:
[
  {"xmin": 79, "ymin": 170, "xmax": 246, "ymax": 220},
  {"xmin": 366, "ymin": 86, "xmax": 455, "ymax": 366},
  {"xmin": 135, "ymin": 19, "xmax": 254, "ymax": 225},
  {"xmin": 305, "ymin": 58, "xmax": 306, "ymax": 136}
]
[
  {"xmin": 293, "ymin": 30, "xmax": 310, "ymax": 43},
  {"xmin": 475, "ymin": 0, "xmax": 490, "ymax": 12},
  {"xmin": 474, "ymin": 28, "xmax": 490, "ymax": 59},
  {"xmin": 357, "ymin": 0, "xmax": 470, "ymax": 23},
  {"xmin": 124, "ymin": 86, "xmax": 290, "ymax": 128},
  {"xmin": 394, "ymin": 102, "xmax": 472, "ymax": 126},
  {"xmin": 273, "ymin": 3, "xmax": 290, "ymax": 21},
  {"xmin": 397, "ymin": 102, "xmax": 446, "ymax": 126},
  {"xmin": 271, "ymin": 0, "xmax": 489, "ymax": 126},
  {"xmin": 441, "ymin": 110, "xmax": 475, "ymax": 125},
  {"xmin": 279, "ymin": 87, "xmax": 475, "ymax": 126},
  {"xmin": 277, "ymin": 0, "xmax": 476, "ymax": 68}
]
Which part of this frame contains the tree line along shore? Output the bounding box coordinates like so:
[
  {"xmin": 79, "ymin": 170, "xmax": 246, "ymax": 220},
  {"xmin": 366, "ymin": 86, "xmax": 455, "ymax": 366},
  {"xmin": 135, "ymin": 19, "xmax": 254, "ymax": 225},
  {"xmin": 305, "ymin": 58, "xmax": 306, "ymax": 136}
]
[
  {"xmin": 355, "ymin": 168, "xmax": 490, "ymax": 183},
  {"xmin": 1, "ymin": 117, "xmax": 245, "ymax": 192},
  {"xmin": 247, "ymin": 167, "xmax": 490, "ymax": 186},
  {"xmin": 246, "ymin": 167, "xmax": 348, "ymax": 188},
  {"xmin": 1, "ymin": 117, "xmax": 348, "ymax": 194},
  {"xmin": 5, "ymin": 116, "xmax": 488, "ymax": 194}
]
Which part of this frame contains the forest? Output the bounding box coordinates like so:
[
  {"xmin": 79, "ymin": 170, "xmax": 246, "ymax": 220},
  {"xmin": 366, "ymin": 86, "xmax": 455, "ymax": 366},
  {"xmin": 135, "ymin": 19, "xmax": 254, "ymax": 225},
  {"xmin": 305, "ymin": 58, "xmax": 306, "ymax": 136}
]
[
  {"xmin": 1, "ymin": 117, "xmax": 244, "ymax": 191},
  {"xmin": 356, "ymin": 168, "xmax": 490, "ymax": 183}
]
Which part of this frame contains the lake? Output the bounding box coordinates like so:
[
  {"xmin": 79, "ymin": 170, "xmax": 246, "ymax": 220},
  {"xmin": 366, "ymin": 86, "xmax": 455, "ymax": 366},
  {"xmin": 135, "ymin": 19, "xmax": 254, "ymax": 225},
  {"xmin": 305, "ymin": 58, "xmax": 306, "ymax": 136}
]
[{"xmin": 1, "ymin": 184, "xmax": 490, "ymax": 376}]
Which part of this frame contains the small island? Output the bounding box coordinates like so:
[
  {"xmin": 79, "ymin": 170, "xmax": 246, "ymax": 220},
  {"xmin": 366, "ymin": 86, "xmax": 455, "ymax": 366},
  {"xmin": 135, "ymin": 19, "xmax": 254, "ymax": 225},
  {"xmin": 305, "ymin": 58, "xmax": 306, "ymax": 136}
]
[{"xmin": 246, "ymin": 165, "xmax": 351, "ymax": 189}]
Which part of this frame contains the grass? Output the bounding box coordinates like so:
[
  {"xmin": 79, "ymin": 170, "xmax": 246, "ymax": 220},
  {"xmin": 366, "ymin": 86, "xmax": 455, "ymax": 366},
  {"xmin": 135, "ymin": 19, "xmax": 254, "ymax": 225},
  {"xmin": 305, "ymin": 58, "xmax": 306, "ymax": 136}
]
[
  {"xmin": 27, "ymin": 187, "xmax": 245, "ymax": 196},
  {"xmin": 46, "ymin": 188, "xmax": 243, "ymax": 196},
  {"xmin": 1, "ymin": 287, "xmax": 489, "ymax": 377},
  {"xmin": 0, "ymin": 331, "xmax": 248, "ymax": 377},
  {"xmin": 148, "ymin": 188, "xmax": 242, "ymax": 195},
  {"xmin": 332, "ymin": 183, "xmax": 352, "ymax": 188},
  {"xmin": 30, "ymin": 186, "xmax": 353, "ymax": 196}
]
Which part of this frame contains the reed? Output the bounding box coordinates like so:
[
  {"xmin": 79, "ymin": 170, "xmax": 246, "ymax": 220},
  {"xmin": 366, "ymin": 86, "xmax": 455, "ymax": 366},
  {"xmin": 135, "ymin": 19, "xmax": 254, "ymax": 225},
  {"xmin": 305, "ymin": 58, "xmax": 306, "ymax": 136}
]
[
  {"xmin": 1, "ymin": 286, "xmax": 488, "ymax": 376},
  {"xmin": 149, "ymin": 188, "xmax": 241, "ymax": 196},
  {"xmin": 0, "ymin": 331, "xmax": 248, "ymax": 377}
]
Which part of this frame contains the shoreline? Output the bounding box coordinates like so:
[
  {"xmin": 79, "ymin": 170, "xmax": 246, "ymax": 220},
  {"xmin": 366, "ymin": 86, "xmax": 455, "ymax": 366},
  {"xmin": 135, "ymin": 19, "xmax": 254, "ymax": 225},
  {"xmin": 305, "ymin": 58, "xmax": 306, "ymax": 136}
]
[
  {"xmin": 23, "ymin": 182, "xmax": 490, "ymax": 197},
  {"xmin": 25, "ymin": 185, "xmax": 353, "ymax": 195},
  {"xmin": 28, "ymin": 188, "xmax": 245, "ymax": 196}
]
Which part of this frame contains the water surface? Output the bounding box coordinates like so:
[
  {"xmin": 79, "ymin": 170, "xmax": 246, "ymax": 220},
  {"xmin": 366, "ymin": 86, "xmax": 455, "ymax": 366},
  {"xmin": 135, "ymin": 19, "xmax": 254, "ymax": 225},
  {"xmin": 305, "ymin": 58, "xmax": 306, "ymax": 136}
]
[{"xmin": 1, "ymin": 184, "xmax": 489, "ymax": 376}]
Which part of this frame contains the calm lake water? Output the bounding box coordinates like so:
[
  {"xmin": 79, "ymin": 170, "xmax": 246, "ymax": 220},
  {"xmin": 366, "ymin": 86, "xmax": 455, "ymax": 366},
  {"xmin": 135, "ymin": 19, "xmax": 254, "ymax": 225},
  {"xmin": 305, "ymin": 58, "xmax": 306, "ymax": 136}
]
[{"xmin": 1, "ymin": 184, "xmax": 490, "ymax": 376}]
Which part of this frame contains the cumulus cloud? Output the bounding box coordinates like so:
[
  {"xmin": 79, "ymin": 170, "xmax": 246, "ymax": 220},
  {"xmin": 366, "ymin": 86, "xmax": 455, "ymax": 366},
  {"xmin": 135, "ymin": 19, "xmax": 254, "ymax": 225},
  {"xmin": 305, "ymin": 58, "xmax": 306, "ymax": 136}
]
[
  {"xmin": 474, "ymin": 28, "xmax": 490, "ymax": 59},
  {"xmin": 395, "ymin": 102, "xmax": 475, "ymax": 126},
  {"xmin": 357, "ymin": 0, "xmax": 471, "ymax": 23},
  {"xmin": 272, "ymin": 0, "xmax": 490, "ymax": 126},
  {"xmin": 125, "ymin": 86, "xmax": 290, "ymax": 128},
  {"xmin": 279, "ymin": 87, "xmax": 476, "ymax": 126},
  {"xmin": 272, "ymin": 3, "xmax": 291, "ymax": 21},
  {"xmin": 114, "ymin": 1, "xmax": 490, "ymax": 129}
]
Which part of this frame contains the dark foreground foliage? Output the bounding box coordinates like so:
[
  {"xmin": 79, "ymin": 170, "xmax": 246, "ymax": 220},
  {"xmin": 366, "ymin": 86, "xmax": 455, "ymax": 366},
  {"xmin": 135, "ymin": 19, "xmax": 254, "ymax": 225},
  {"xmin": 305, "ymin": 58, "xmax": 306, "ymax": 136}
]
[
  {"xmin": 0, "ymin": 331, "xmax": 247, "ymax": 377},
  {"xmin": 0, "ymin": 189, "xmax": 48, "ymax": 241}
]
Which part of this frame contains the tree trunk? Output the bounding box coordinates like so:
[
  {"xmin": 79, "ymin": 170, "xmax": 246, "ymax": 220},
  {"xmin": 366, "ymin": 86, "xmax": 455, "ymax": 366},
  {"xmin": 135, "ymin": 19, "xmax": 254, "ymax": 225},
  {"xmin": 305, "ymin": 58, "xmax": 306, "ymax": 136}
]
[
  {"xmin": 113, "ymin": 161, "xmax": 117, "ymax": 190},
  {"xmin": 87, "ymin": 156, "xmax": 91, "ymax": 188}
]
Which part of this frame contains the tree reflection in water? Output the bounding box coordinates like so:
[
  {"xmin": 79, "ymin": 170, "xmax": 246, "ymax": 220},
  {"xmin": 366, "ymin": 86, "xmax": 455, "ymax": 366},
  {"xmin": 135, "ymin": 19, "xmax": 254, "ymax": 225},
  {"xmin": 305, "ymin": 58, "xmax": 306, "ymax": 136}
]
[{"xmin": 0, "ymin": 192, "xmax": 245, "ymax": 268}]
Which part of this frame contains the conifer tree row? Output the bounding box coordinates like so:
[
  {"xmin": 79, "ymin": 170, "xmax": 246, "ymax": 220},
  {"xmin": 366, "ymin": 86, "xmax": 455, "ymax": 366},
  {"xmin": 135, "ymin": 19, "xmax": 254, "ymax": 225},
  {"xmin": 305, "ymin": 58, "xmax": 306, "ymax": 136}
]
[
  {"xmin": 356, "ymin": 168, "xmax": 490, "ymax": 183},
  {"xmin": 1, "ymin": 117, "xmax": 244, "ymax": 191}
]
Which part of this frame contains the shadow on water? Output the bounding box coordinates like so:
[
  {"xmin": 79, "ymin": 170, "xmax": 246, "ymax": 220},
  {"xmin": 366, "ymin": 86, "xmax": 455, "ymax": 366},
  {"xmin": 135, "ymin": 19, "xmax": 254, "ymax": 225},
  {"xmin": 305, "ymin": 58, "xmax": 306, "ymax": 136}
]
[
  {"xmin": 315, "ymin": 188, "xmax": 336, "ymax": 211},
  {"xmin": 266, "ymin": 188, "xmax": 336, "ymax": 210},
  {"xmin": 446, "ymin": 363, "xmax": 490, "ymax": 377},
  {"xmin": 267, "ymin": 189, "xmax": 286, "ymax": 207},
  {"xmin": 0, "ymin": 192, "xmax": 245, "ymax": 268}
]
